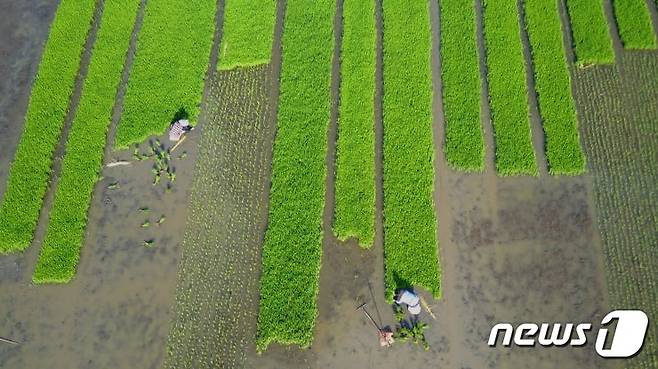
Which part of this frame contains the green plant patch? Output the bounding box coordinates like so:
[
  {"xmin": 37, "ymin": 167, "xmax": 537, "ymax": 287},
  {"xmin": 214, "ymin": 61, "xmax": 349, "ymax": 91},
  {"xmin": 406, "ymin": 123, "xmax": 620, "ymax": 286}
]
[
  {"xmin": 381, "ymin": 0, "xmax": 441, "ymax": 300},
  {"xmin": 257, "ymin": 0, "xmax": 335, "ymax": 351},
  {"xmin": 612, "ymin": 0, "xmax": 656, "ymax": 49},
  {"xmin": 525, "ymin": 0, "xmax": 586, "ymax": 175},
  {"xmin": 565, "ymin": 0, "xmax": 614, "ymax": 65},
  {"xmin": 440, "ymin": 0, "xmax": 484, "ymax": 172},
  {"xmin": 0, "ymin": 0, "xmax": 97, "ymax": 254},
  {"xmin": 33, "ymin": 0, "xmax": 141, "ymax": 284},
  {"xmin": 334, "ymin": 0, "xmax": 376, "ymax": 248},
  {"xmin": 483, "ymin": 0, "xmax": 537, "ymax": 175},
  {"xmin": 218, "ymin": 0, "xmax": 277, "ymax": 70},
  {"xmin": 114, "ymin": 0, "xmax": 217, "ymax": 148}
]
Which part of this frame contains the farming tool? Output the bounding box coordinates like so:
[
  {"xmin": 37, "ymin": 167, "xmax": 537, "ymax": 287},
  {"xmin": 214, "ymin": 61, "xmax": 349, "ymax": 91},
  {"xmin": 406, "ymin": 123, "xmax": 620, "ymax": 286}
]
[
  {"xmin": 419, "ymin": 295, "xmax": 437, "ymax": 320},
  {"xmin": 356, "ymin": 302, "xmax": 394, "ymax": 347},
  {"xmin": 170, "ymin": 135, "xmax": 187, "ymax": 153},
  {"xmin": 0, "ymin": 336, "xmax": 19, "ymax": 346}
]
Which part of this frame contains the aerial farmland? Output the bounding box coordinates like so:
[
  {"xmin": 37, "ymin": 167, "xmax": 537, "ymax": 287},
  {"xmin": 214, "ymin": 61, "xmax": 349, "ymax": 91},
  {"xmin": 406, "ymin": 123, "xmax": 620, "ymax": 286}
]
[{"xmin": 0, "ymin": 0, "xmax": 656, "ymax": 368}]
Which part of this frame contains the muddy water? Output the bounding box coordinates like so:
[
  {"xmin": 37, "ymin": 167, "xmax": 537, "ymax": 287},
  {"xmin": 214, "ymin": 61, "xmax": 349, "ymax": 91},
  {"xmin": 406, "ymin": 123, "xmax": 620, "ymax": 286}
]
[
  {"xmin": 0, "ymin": 1, "xmax": 201, "ymax": 368},
  {"xmin": 0, "ymin": 129, "xmax": 201, "ymax": 369},
  {"xmin": 0, "ymin": 0, "xmax": 58, "ymax": 200}
]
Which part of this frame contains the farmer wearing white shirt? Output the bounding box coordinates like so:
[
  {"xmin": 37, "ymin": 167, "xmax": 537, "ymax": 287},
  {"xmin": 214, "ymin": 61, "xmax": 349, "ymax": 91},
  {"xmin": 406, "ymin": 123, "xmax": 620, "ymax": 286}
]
[{"xmin": 395, "ymin": 289, "xmax": 421, "ymax": 315}]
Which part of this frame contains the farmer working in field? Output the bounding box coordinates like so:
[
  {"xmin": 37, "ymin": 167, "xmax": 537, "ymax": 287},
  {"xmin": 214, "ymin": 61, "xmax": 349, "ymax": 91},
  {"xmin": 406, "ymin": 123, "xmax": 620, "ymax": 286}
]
[{"xmin": 394, "ymin": 289, "xmax": 422, "ymax": 316}]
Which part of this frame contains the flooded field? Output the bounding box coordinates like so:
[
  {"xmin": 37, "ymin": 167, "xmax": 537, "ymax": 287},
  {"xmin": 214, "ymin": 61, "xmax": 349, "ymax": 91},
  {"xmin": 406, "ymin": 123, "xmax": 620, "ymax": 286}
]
[
  {"xmin": 0, "ymin": 1, "xmax": 200, "ymax": 368},
  {"xmin": 0, "ymin": 1, "xmax": 655, "ymax": 369}
]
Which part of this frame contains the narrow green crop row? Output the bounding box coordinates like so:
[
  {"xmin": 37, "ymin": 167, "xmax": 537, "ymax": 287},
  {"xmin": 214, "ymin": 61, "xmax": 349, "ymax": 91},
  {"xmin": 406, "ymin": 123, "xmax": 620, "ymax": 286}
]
[
  {"xmin": 114, "ymin": 0, "xmax": 217, "ymax": 148},
  {"xmin": 612, "ymin": 0, "xmax": 656, "ymax": 49},
  {"xmin": 0, "ymin": 0, "xmax": 97, "ymax": 254},
  {"xmin": 334, "ymin": 0, "xmax": 376, "ymax": 248},
  {"xmin": 32, "ymin": 0, "xmax": 141, "ymax": 284},
  {"xmin": 525, "ymin": 0, "xmax": 586, "ymax": 175},
  {"xmin": 257, "ymin": 0, "xmax": 335, "ymax": 351},
  {"xmin": 483, "ymin": 0, "xmax": 537, "ymax": 175},
  {"xmin": 381, "ymin": 0, "xmax": 440, "ymax": 300},
  {"xmin": 440, "ymin": 0, "xmax": 484, "ymax": 172},
  {"xmin": 218, "ymin": 0, "xmax": 277, "ymax": 70},
  {"xmin": 565, "ymin": 0, "xmax": 614, "ymax": 66}
]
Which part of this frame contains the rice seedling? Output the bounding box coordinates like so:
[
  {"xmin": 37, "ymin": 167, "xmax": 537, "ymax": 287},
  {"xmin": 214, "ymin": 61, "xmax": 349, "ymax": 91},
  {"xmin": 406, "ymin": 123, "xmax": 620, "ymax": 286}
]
[
  {"xmin": 141, "ymin": 220, "xmax": 151, "ymax": 228},
  {"xmin": 440, "ymin": 0, "xmax": 484, "ymax": 171},
  {"xmin": 381, "ymin": 0, "xmax": 441, "ymax": 300},
  {"xmin": 32, "ymin": 0, "xmax": 141, "ymax": 284},
  {"xmin": 165, "ymin": 66, "xmax": 274, "ymax": 368},
  {"xmin": 525, "ymin": 0, "xmax": 586, "ymax": 175},
  {"xmin": 218, "ymin": 0, "xmax": 277, "ymax": 70},
  {"xmin": 0, "ymin": 0, "xmax": 97, "ymax": 254},
  {"xmin": 573, "ymin": 54, "xmax": 658, "ymax": 369},
  {"xmin": 257, "ymin": 0, "xmax": 335, "ymax": 351},
  {"xmin": 611, "ymin": 0, "xmax": 656, "ymax": 49},
  {"xmin": 564, "ymin": 0, "xmax": 614, "ymax": 66},
  {"xmin": 334, "ymin": 0, "xmax": 376, "ymax": 248},
  {"xmin": 482, "ymin": 0, "xmax": 537, "ymax": 175},
  {"xmin": 114, "ymin": 0, "xmax": 217, "ymax": 148}
]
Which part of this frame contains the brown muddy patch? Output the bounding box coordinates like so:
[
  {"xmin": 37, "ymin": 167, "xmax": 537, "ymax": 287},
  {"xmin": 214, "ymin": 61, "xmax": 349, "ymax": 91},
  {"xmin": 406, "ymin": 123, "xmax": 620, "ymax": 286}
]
[{"xmin": 0, "ymin": 129, "xmax": 200, "ymax": 368}]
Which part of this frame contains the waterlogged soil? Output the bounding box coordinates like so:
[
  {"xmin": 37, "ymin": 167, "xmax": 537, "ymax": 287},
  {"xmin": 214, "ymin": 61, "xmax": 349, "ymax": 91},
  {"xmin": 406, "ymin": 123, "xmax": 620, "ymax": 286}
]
[
  {"xmin": 0, "ymin": 1, "xmax": 654, "ymax": 369},
  {"xmin": 0, "ymin": 0, "xmax": 58, "ymax": 201},
  {"xmin": 0, "ymin": 1, "xmax": 201, "ymax": 368}
]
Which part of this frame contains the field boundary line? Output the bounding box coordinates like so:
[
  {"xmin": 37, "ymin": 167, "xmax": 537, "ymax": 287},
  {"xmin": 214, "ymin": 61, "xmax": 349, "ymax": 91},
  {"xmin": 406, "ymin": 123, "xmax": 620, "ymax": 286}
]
[{"xmin": 517, "ymin": 0, "xmax": 548, "ymax": 176}]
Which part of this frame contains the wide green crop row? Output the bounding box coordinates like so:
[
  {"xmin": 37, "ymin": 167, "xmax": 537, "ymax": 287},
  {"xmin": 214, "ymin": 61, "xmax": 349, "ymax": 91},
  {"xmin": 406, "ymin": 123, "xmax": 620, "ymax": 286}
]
[
  {"xmin": 483, "ymin": 0, "xmax": 537, "ymax": 175},
  {"xmin": 525, "ymin": 0, "xmax": 585, "ymax": 175},
  {"xmin": 114, "ymin": 0, "xmax": 217, "ymax": 148},
  {"xmin": 381, "ymin": 0, "xmax": 440, "ymax": 300},
  {"xmin": 218, "ymin": 0, "xmax": 277, "ymax": 70},
  {"xmin": 0, "ymin": 0, "xmax": 97, "ymax": 254},
  {"xmin": 612, "ymin": 0, "xmax": 656, "ymax": 49},
  {"xmin": 565, "ymin": 0, "xmax": 614, "ymax": 66},
  {"xmin": 257, "ymin": 0, "xmax": 335, "ymax": 351},
  {"xmin": 440, "ymin": 0, "xmax": 484, "ymax": 172},
  {"xmin": 32, "ymin": 0, "xmax": 141, "ymax": 284},
  {"xmin": 334, "ymin": 0, "xmax": 376, "ymax": 248}
]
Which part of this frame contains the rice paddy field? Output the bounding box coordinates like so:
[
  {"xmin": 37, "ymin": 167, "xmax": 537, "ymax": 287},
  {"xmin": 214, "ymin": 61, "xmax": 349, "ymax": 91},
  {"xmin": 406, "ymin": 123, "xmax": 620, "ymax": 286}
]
[{"xmin": 0, "ymin": 0, "xmax": 656, "ymax": 368}]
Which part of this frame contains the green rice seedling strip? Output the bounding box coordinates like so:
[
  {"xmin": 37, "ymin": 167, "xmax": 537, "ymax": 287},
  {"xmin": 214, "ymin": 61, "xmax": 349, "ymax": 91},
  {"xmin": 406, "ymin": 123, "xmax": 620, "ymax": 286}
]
[
  {"xmin": 257, "ymin": 0, "xmax": 335, "ymax": 351},
  {"xmin": 612, "ymin": 0, "xmax": 656, "ymax": 49},
  {"xmin": 565, "ymin": 0, "xmax": 614, "ymax": 65},
  {"xmin": 525, "ymin": 0, "xmax": 585, "ymax": 175},
  {"xmin": 0, "ymin": 0, "xmax": 97, "ymax": 254},
  {"xmin": 381, "ymin": 0, "xmax": 440, "ymax": 299},
  {"xmin": 218, "ymin": 0, "xmax": 277, "ymax": 70},
  {"xmin": 114, "ymin": 0, "xmax": 217, "ymax": 148},
  {"xmin": 482, "ymin": 0, "xmax": 537, "ymax": 175},
  {"xmin": 440, "ymin": 0, "xmax": 484, "ymax": 171},
  {"xmin": 32, "ymin": 0, "xmax": 141, "ymax": 284},
  {"xmin": 334, "ymin": 0, "xmax": 376, "ymax": 248}
]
